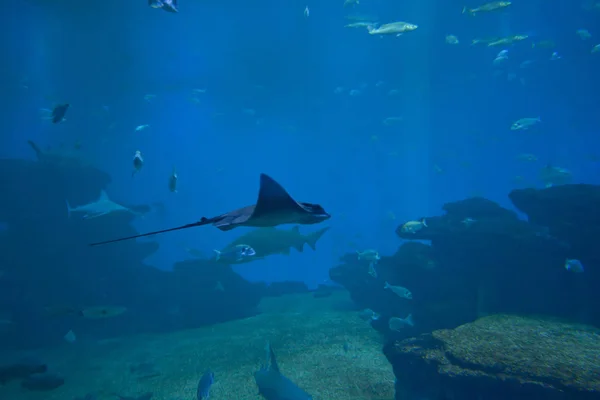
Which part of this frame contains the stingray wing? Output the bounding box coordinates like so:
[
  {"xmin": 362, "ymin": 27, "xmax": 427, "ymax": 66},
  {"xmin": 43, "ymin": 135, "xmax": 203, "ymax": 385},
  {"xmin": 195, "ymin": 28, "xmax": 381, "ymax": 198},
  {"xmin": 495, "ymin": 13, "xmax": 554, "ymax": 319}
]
[
  {"xmin": 212, "ymin": 205, "xmax": 256, "ymax": 231},
  {"xmin": 248, "ymin": 174, "xmax": 306, "ymax": 225}
]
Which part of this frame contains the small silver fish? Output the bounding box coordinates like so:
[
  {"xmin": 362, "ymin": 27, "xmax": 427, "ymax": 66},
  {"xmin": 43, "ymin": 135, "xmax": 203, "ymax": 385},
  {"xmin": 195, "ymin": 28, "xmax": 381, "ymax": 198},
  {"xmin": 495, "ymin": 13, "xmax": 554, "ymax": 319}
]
[
  {"xmin": 384, "ymin": 281, "xmax": 413, "ymax": 300},
  {"xmin": 359, "ymin": 308, "xmax": 380, "ymax": 322},
  {"xmin": 135, "ymin": 124, "xmax": 150, "ymax": 132},
  {"xmin": 389, "ymin": 314, "xmax": 414, "ymax": 331},
  {"xmin": 357, "ymin": 249, "xmax": 380, "ymax": 262},
  {"xmin": 214, "ymin": 244, "xmax": 256, "ymax": 263},
  {"xmin": 400, "ymin": 218, "xmax": 427, "ymax": 234}
]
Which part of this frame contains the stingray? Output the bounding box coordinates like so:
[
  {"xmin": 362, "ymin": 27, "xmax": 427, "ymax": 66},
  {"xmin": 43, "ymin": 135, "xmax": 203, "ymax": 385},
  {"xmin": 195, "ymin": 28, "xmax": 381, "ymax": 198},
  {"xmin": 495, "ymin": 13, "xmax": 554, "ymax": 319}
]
[{"xmin": 89, "ymin": 173, "xmax": 330, "ymax": 246}]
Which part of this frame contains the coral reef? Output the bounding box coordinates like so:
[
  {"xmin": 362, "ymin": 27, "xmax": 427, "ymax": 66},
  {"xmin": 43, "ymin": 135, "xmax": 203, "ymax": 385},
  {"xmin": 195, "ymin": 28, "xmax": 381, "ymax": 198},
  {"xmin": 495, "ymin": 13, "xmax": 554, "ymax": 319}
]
[{"xmin": 384, "ymin": 314, "xmax": 600, "ymax": 399}]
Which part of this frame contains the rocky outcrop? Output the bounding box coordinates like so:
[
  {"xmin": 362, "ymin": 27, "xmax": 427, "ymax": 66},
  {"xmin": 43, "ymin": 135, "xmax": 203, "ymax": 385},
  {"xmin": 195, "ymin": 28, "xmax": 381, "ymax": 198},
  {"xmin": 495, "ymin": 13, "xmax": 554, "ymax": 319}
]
[
  {"xmin": 330, "ymin": 196, "xmax": 575, "ymax": 338},
  {"xmin": 509, "ymin": 184, "xmax": 600, "ymax": 325},
  {"xmin": 0, "ymin": 157, "xmax": 269, "ymax": 348},
  {"xmin": 384, "ymin": 314, "xmax": 600, "ymax": 399}
]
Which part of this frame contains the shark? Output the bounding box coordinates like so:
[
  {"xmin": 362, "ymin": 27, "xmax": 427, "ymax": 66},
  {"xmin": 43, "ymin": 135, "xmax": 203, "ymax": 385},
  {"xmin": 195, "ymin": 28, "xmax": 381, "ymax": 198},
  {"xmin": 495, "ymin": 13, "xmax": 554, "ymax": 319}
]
[
  {"xmin": 89, "ymin": 173, "xmax": 330, "ymax": 246},
  {"xmin": 254, "ymin": 342, "xmax": 312, "ymax": 400},
  {"xmin": 27, "ymin": 140, "xmax": 87, "ymax": 167},
  {"xmin": 67, "ymin": 190, "xmax": 133, "ymax": 219},
  {"xmin": 219, "ymin": 226, "xmax": 330, "ymax": 264}
]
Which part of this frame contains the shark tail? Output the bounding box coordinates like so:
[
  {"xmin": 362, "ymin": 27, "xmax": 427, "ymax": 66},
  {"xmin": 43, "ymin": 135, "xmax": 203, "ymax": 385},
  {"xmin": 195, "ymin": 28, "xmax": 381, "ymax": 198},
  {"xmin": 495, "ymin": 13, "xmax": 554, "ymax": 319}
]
[
  {"xmin": 213, "ymin": 249, "xmax": 221, "ymax": 261},
  {"xmin": 305, "ymin": 226, "xmax": 330, "ymax": 251},
  {"xmin": 405, "ymin": 313, "xmax": 414, "ymax": 327}
]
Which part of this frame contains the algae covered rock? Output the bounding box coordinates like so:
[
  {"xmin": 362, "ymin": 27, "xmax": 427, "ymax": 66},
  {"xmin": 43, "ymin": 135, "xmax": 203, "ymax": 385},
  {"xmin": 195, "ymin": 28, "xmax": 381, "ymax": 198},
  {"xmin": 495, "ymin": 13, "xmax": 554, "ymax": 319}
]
[{"xmin": 384, "ymin": 314, "xmax": 600, "ymax": 399}]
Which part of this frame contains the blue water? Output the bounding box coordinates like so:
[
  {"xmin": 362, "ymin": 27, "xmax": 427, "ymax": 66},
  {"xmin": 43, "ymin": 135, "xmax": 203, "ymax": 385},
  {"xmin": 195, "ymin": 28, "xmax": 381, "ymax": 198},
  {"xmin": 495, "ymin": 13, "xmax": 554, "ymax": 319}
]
[{"xmin": 2, "ymin": 0, "xmax": 599, "ymax": 290}]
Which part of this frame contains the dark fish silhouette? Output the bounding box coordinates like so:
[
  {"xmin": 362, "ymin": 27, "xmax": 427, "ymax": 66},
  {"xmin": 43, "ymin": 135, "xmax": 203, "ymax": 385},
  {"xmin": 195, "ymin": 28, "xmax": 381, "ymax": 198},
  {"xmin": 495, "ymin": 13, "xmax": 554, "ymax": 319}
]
[
  {"xmin": 148, "ymin": 0, "xmax": 178, "ymax": 12},
  {"xmin": 254, "ymin": 342, "xmax": 312, "ymax": 400},
  {"xmin": 51, "ymin": 104, "xmax": 69, "ymax": 123},
  {"xmin": 89, "ymin": 173, "xmax": 330, "ymax": 246},
  {"xmin": 196, "ymin": 370, "xmax": 214, "ymax": 400}
]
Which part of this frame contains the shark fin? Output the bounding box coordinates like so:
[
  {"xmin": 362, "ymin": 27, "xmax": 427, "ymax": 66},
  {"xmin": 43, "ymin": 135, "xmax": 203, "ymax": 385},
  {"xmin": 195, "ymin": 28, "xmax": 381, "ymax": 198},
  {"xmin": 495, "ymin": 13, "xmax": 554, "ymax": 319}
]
[
  {"xmin": 98, "ymin": 190, "xmax": 110, "ymax": 201},
  {"xmin": 65, "ymin": 200, "xmax": 72, "ymax": 218},
  {"xmin": 213, "ymin": 250, "xmax": 221, "ymax": 261}
]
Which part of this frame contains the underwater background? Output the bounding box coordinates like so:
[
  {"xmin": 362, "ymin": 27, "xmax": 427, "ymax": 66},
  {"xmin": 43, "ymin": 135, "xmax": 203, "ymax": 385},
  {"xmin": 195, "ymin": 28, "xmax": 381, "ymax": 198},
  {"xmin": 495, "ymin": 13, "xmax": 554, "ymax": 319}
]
[{"xmin": 1, "ymin": 0, "xmax": 599, "ymax": 399}]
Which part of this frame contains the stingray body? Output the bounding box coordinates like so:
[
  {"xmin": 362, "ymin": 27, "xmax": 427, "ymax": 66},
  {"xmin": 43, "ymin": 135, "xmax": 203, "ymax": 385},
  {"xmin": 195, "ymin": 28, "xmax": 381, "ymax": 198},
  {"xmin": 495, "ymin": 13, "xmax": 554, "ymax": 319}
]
[{"xmin": 90, "ymin": 174, "xmax": 330, "ymax": 246}]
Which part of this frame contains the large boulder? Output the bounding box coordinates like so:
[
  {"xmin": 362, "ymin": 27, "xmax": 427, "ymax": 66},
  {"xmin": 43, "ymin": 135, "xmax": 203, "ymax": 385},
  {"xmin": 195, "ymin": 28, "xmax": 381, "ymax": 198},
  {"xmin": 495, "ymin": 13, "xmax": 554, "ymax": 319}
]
[{"xmin": 384, "ymin": 314, "xmax": 600, "ymax": 399}]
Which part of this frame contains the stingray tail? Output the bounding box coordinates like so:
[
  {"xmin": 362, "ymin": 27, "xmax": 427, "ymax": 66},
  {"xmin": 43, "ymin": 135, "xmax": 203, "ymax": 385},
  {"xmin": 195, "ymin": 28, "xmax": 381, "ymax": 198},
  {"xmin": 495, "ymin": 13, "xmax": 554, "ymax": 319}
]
[{"xmin": 89, "ymin": 217, "xmax": 218, "ymax": 246}]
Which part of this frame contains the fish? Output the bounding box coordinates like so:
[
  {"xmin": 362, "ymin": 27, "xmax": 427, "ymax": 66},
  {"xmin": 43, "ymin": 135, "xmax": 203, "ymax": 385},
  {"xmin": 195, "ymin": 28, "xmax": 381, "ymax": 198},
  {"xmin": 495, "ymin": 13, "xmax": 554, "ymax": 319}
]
[
  {"xmin": 488, "ymin": 35, "xmax": 528, "ymax": 47},
  {"xmin": 368, "ymin": 21, "xmax": 418, "ymax": 36},
  {"xmin": 384, "ymin": 281, "xmax": 413, "ymax": 300},
  {"xmin": 511, "ymin": 117, "xmax": 541, "ymax": 131},
  {"xmin": 89, "ymin": 173, "xmax": 330, "ymax": 246},
  {"xmin": 576, "ymin": 29, "xmax": 592, "ymax": 40},
  {"xmin": 21, "ymin": 372, "xmax": 64, "ymax": 391},
  {"xmin": 539, "ymin": 164, "xmax": 572, "ymax": 187},
  {"xmin": 462, "ymin": 1, "xmax": 511, "ymax": 16},
  {"xmin": 304, "ymin": 6, "xmax": 309, "ymax": 17},
  {"xmin": 461, "ymin": 217, "xmax": 477, "ymax": 227},
  {"xmin": 220, "ymin": 226, "xmax": 330, "ymax": 262},
  {"xmin": 400, "ymin": 218, "xmax": 427, "ymax": 234},
  {"xmin": 169, "ymin": 167, "xmax": 178, "ymax": 193},
  {"xmin": 388, "ymin": 314, "xmax": 414, "ymax": 331},
  {"xmin": 359, "ymin": 308, "xmax": 380, "ymax": 322},
  {"xmin": 445, "ymin": 34, "xmax": 459, "ymax": 44},
  {"xmin": 51, "ymin": 104, "xmax": 69, "ymax": 123},
  {"xmin": 197, "ymin": 370, "xmax": 214, "ymax": 400},
  {"xmin": 66, "ymin": 190, "xmax": 133, "ymax": 219},
  {"xmin": 135, "ymin": 124, "xmax": 150, "ymax": 132},
  {"xmin": 357, "ymin": 249, "xmax": 380, "ymax": 262},
  {"xmin": 148, "ymin": 0, "xmax": 178, "ymax": 12},
  {"xmin": 565, "ymin": 258, "xmax": 584, "ymax": 273},
  {"xmin": 133, "ymin": 150, "xmax": 144, "ymax": 176},
  {"xmin": 254, "ymin": 342, "xmax": 312, "ymax": 400},
  {"xmin": 214, "ymin": 244, "xmax": 256, "ymax": 263},
  {"xmin": 0, "ymin": 358, "xmax": 47, "ymax": 384}
]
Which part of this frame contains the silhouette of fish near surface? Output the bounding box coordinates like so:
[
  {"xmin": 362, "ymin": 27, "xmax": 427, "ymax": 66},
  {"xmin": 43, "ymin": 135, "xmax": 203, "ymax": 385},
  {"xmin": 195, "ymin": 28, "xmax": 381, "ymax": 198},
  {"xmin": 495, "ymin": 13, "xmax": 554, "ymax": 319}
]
[
  {"xmin": 196, "ymin": 370, "xmax": 214, "ymax": 399},
  {"xmin": 90, "ymin": 173, "xmax": 330, "ymax": 246},
  {"xmin": 51, "ymin": 104, "xmax": 69, "ymax": 123},
  {"xmin": 255, "ymin": 342, "xmax": 312, "ymax": 400},
  {"xmin": 148, "ymin": 0, "xmax": 178, "ymax": 12}
]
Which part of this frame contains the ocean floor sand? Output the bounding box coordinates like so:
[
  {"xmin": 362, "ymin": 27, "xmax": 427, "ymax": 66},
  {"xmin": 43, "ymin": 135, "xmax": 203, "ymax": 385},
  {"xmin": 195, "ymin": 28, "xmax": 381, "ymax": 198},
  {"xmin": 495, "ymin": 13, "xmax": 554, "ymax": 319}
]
[{"xmin": 0, "ymin": 291, "xmax": 394, "ymax": 400}]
